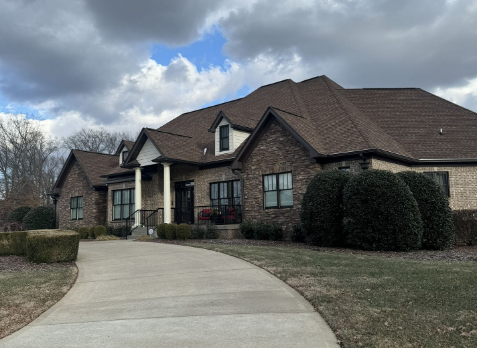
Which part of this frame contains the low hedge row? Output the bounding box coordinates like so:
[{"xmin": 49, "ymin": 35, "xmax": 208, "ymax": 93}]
[
  {"xmin": 75, "ymin": 225, "xmax": 107, "ymax": 239},
  {"xmin": 453, "ymin": 210, "xmax": 477, "ymax": 246},
  {"xmin": 0, "ymin": 230, "xmax": 80, "ymax": 263},
  {"xmin": 240, "ymin": 221, "xmax": 283, "ymax": 241}
]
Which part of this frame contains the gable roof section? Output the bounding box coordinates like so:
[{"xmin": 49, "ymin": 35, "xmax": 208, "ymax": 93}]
[
  {"xmin": 53, "ymin": 150, "xmax": 120, "ymax": 191},
  {"xmin": 114, "ymin": 140, "xmax": 135, "ymax": 155}
]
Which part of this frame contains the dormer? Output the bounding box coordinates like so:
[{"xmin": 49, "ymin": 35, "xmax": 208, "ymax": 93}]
[
  {"xmin": 209, "ymin": 112, "xmax": 251, "ymax": 156},
  {"xmin": 115, "ymin": 140, "xmax": 134, "ymax": 165}
]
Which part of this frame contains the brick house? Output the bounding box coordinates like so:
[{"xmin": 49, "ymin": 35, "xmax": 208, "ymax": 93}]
[{"xmin": 52, "ymin": 75, "xmax": 477, "ymax": 237}]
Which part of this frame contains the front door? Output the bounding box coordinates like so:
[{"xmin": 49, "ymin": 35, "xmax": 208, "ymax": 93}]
[{"xmin": 175, "ymin": 181, "xmax": 194, "ymax": 224}]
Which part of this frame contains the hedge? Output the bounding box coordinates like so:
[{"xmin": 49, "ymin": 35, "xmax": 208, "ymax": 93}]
[
  {"xmin": 78, "ymin": 227, "xmax": 90, "ymax": 239},
  {"xmin": 300, "ymin": 170, "xmax": 350, "ymax": 246},
  {"xmin": 26, "ymin": 230, "xmax": 80, "ymax": 263},
  {"xmin": 165, "ymin": 223, "xmax": 177, "ymax": 240},
  {"xmin": 203, "ymin": 224, "xmax": 218, "ymax": 239},
  {"xmin": 22, "ymin": 206, "xmax": 55, "ymax": 230},
  {"xmin": 343, "ymin": 170, "xmax": 423, "ymax": 251},
  {"xmin": 397, "ymin": 171, "xmax": 455, "ymax": 250},
  {"xmin": 157, "ymin": 223, "xmax": 167, "ymax": 239},
  {"xmin": 89, "ymin": 227, "xmax": 95, "ymax": 239},
  {"xmin": 0, "ymin": 231, "xmax": 28, "ymax": 255},
  {"xmin": 453, "ymin": 210, "xmax": 477, "ymax": 246},
  {"xmin": 7, "ymin": 206, "xmax": 31, "ymax": 224},
  {"xmin": 176, "ymin": 223, "xmax": 191, "ymax": 240},
  {"xmin": 239, "ymin": 221, "xmax": 283, "ymax": 241},
  {"xmin": 94, "ymin": 225, "xmax": 107, "ymax": 238},
  {"xmin": 190, "ymin": 225, "xmax": 205, "ymax": 239}
]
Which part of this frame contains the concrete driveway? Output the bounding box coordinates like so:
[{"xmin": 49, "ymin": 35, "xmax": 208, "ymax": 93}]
[{"xmin": 2, "ymin": 241, "xmax": 338, "ymax": 347}]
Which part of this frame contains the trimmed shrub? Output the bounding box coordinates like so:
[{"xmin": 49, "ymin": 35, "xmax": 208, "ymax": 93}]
[
  {"xmin": 157, "ymin": 223, "xmax": 167, "ymax": 239},
  {"xmin": 93, "ymin": 225, "xmax": 107, "ymax": 238},
  {"xmin": 89, "ymin": 227, "xmax": 95, "ymax": 239},
  {"xmin": 7, "ymin": 206, "xmax": 31, "ymax": 224},
  {"xmin": 291, "ymin": 224, "xmax": 306, "ymax": 243},
  {"xmin": 204, "ymin": 224, "xmax": 218, "ymax": 239},
  {"xmin": 176, "ymin": 223, "xmax": 191, "ymax": 240},
  {"xmin": 190, "ymin": 225, "xmax": 205, "ymax": 239},
  {"xmin": 26, "ymin": 230, "xmax": 80, "ymax": 263},
  {"xmin": 165, "ymin": 223, "xmax": 177, "ymax": 240},
  {"xmin": 240, "ymin": 220, "xmax": 255, "ymax": 239},
  {"xmin": 106, "ymin": 224, "xmax": 127, "ymax": 238},
  {"xmin": 301, "ymin": 170, "xmax": 350, "ymax": 246},
  {"xmin": 0, "ymin": 231, "xmax": 27, "ymax": 255},
  {"xmin": 22, "ymin": 206, "xmax": 55, "ymax": 230},
  {"xmin": 269, "ymin": 223, "xmax": 283, "ymax": 241},
  {"xmin": 78, "ymin": 227, "xmax": 90, "ymax": 239},
  {"xmin": 254, "ymin": 221, "xmax": 272, "ymax": 240},
  {"xmin": 397, "ymin": 171, "xmax": 455, "ymax": 250},
  {"xmin": 343, "ymin": 170, "xmax": 423, "ymax": 251},
  {"xmin": 453, "ymin": 210, "xmax": 477, "ymax": 246}
]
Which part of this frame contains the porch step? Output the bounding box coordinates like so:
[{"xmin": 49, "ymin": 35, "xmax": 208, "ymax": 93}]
[{"xmin": 127, "ymin": 226, "xmax": 148, "ymax": 240}]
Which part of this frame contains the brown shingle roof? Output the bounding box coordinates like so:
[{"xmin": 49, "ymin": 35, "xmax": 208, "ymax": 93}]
[{"xmin": 72, "ymin": 150, "xmax": 120, "ymax": 186}]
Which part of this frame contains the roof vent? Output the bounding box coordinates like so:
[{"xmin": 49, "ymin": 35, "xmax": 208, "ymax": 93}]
[
  {"xmin": 439, "ymin": 128, "xmax": 443, "ymax": 135},
  {"xmin": 203, "ymin": 147, "xmax": 207, "ymax": 155}
]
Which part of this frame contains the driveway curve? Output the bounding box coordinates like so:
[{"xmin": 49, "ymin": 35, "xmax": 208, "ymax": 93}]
[{"xmin": 2, "ymin": 241, "xmax": 338, "ymax": 348}]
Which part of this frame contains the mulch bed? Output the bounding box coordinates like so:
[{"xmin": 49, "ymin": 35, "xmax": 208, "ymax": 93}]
[
  {"xmin": 0, "ymin": 256, "xmax": 75, "ymax": 272},
  {"xmin": 145, "ymin": 238, "xmax": 477, "ymax": 262}
]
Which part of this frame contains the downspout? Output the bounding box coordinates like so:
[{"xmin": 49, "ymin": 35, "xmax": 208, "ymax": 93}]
[
  {"xmin": 232, "ymin": 169, "xmax": 245, "ymax": 221},
  {"xmin": 52, "ymin": 196, "xmax": 58, "ymax": 229}
]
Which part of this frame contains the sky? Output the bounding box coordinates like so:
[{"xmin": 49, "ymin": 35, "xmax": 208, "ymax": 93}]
[{"xmin": 0, "ymin": 0, "xmax": 476, "ymax": 139}]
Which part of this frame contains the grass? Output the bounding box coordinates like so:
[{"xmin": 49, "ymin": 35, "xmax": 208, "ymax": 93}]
[
  {"xmin": 0, "ymin": 258, "xmax": 77, "ymax": 339},
  {"xmin": 187, "ymin": 243, "xmax": 477, "ymax": 348}
]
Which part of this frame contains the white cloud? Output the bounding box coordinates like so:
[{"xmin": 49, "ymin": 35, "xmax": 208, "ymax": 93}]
[{"xmin": 434, "ymin": 78, "xmax": 477, "ymax": 111}]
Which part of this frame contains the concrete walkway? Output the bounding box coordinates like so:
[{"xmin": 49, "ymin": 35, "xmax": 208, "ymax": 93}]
[{"xmin": 2, "ymin": 241, "xmax": 338, "ymax": 347}]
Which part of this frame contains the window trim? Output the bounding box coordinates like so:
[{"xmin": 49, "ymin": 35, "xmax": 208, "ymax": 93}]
[
  {"xmin": 423, "ymin": 171, "xmax": 450, "ymax": 197},
  {"xmin": 209, "ymin": 180, "xmax": 241, "ymax": 207},
  {"xmin": 70, "ymin": 196, "xmax": 83, "ymax": 221},
  {"xmin": 262, "ymin": 172, "xmax": 293, "ymax": 209},
  {"xmin": 219, "ymin": 125, "xmax": 230, "ymax": 151},
  {"xmin": 112, "ymin": 188, "xmax": 136, "ymax": 221}
]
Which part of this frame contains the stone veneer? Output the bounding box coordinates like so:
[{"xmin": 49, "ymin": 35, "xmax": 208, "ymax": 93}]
[
  {"xmin": 241, "ymin": 120, "xmax": 321, "ymax": 230},
  {"xmin": 58, "ymin": 161, "xmax": 107, "ymax": 229},
  {"xmin": 371, "ymin": 158, "xmax": 477, "ymax": 210}
]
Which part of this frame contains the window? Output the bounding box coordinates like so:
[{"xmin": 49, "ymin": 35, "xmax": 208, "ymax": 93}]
[
  {"xmin": 210, "ymin": 180, "xmax": 241, "ymax": 206},
  {"xmin": 339, "ymin": 166, "xmax": 350, "ymax": 172},
  {"xmin": 122, "ymin": 151, "xmax": 129, "ymax": 163},
  {"xmin": 424, "ymin": 172, "xmax": 450, "ymax": 197},
  {"xmin": 263, "ymin": 172, "xmax": 293, "ymax": 208},
  {"xmin": 113, "ymin": 189, "xmax": 135, "ymax": 220},
  {"xmin": 219, "ymin": 125, "xmax": 229, "ymax": 151},
  {"xmin": 70, "ymin": 196, "xmax": 83, "ymax": 220}
]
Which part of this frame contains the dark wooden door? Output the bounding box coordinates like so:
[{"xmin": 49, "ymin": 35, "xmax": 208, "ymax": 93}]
[{"xmin": 175, "ymin": 181, "xmax": 194, "ymax": 224}]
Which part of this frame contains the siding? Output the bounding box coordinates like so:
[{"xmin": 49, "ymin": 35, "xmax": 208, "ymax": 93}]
[
  {"xmin": 119, "ymin": 146, "xmax": 128, "ymax": 165},
  {"xmin": 137, "ymin": 138, "xmax": 161, "ymax": 166},
  {"xmin": 215, "ymin": 119, "xmax": 250, "ymax": 155},
  {"xmin": 233, "ymin": 129, "xmax": 250, "ymax": 149}
]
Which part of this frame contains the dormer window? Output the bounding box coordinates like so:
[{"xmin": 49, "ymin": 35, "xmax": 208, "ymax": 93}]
[
  {"xmin": 122, "ymin": 151, "xmax": 129, "ymax": 163},
  {"xmin": 219, "ymin": 125, "xmax": 229, "ymax": 151}
]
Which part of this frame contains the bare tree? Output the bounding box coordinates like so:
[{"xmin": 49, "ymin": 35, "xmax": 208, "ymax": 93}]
[
  {"xmin": 62, "ymin": 127, "xmax": 136, "ymax": 154},
  {"xmin": 0, "ymin": 114, "xmax": 61, "ymax": 215}
]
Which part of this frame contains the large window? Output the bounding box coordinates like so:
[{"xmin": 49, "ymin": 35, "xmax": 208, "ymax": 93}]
[
  {"xmin": 70, "ymin": 196, "xmax": 83, "ymax": 220},
  {"xmin": 424, "ymin": 172, "xmax": 450, "ymax": 197},
  {"xmin": 263, "ymin": 172, "xmax": 293, "ymax": 209},
  {"xmin": 122, "ymin": 151, "xmax": 129, "ymax": 163},
  {"xmin": 219, "ymin": 125, "xmax": 229, "ymax": 151},
  {"xmin": 210, "ymin": 180, "xmax": 241, "ymax": 206},
  {"xmin": 113, "ymin": 189, "xmax": 135, "ymax": 220}
]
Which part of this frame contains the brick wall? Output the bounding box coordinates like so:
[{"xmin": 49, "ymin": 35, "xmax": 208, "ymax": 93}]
[
  {"xmin": 106, "ymin": 180, "xmax": 135, "ymax": 225},
  {"xmin": 323, "ymin": 160, "xmax": 362, "ymax": 173},
  {"xmin": 58, "ymin": 161, "xmax": 107, "ymax": 229},
  {"xmin": 242, "ymin": 120, "xmax": 321, "ymax": 230},
  {"xmin": 371, "ymin": 158, "xmax": 477, "ymax": 210}
]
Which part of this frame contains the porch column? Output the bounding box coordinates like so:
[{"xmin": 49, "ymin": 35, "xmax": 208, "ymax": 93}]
[
  {"xmin": 135, "ymin": 167, "xmax": 142, "ymax": 225},
  {"xmin": 163, "ymin": 162, "xmax": 172, "ymax": 223}
]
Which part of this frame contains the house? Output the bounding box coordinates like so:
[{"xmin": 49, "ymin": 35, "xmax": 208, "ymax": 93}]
[{"xmin": 51, "ymin": 75, "xmax": 477, "ymax": 237}]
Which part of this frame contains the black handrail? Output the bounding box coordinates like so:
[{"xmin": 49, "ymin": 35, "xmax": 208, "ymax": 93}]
[{"xmin": 124, "ymin": 209, "xmax": 156, "ymax": 236}]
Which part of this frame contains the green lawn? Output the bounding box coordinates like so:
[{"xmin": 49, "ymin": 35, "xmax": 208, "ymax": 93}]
[
  {"xmin": 0, "ymin": 258, "xmax": 77, "ymax": 339},
  {"xmin": 188, "ymin": 244, "xmax": 477, "ymax": 348}
]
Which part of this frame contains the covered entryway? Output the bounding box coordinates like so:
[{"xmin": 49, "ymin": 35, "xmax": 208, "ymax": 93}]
[{"xmin": 174, "ymin": 180, "xmax": 194, "ymax": 224}]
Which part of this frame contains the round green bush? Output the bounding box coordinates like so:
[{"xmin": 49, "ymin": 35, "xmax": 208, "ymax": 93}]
[
  {"xmin": 22, "ymin": 206, "xmax": 55, "ymax": 230},
  {"xmin": 190, "ymin": 225, "xmax": 205, "ymax": 239},
  {"xmin": 157, "ymin": 223, "xmax": 167, "ymax": 239},
  {"xmin": 165, "ymin": 223, "xmax": 177, "ymax": 240},
  {"xmin": 78, "ymin": 227, "xmax": 90, "ymax": 239},
  {"xmin": 89, "ymin": 227, "xmax": 95, "ymax": 238},
  {"xmin": 7, "ymin": 206, "xmax": 31, "ymax": 224},
  {"xmin": 94, "ymin": 225, "xmax": 107, "ymax": 238},
  {"xmin": 301, "ymin": 170, "xmax": 350, "ymax": 246},
  {"xmin": 343, "ymin": 170, "xmax": 423, "ymax": 251},
  {"xmin": 203, "ymin": 224, "xmax": 218, "ymax": 239},
  {"xmin": 291, "ymin": 224, "xmax": 306, "ymax": 243},
  {"xmin": 240, "ymin": 221, "xmax": 255, "ymax": 239},
  {"xmin": 397, "ymin": 171, "xmax": 455, "ymax": 250},
  {"xmin": 176, "ymin": 223, "xmax": 191, "ymax": 240},
  {"xmin": 269, "ymin": 223, "xmax": 283, "ymax": 241}
]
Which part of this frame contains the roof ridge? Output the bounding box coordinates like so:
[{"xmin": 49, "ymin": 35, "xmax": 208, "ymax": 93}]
[
  {"xmin": 321, "ymin": 76, "xmax": 372, "ymax": 148},
  {"xmin": 72, "ymin": 149, "xmax": 118, "ymax": 156},
  {"xmin": 175, "ymin": 97, "xmax": 243, "ymax": 117},
  {"xmin": 348, "ymin": 87, "xmax": 419, "ymax": 90},
  {"xmin": 286, "ymin": 80, "xmax": 310, "ymax": 119},
  {"xmin": 257, "ymin": 78, "xmax": 293, "ymax": 89},
  {"xmin": 270, "ymin": 107, "xmax": 305, "ymax": 118},
  {"xmin": 146, "ymin": 128, "xmax": 192, "ymax": 138}
]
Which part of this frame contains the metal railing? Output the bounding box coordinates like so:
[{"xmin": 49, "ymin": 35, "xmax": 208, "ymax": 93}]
[
  {"xmin": 125, "ymin": 209, "xmax": 157, "ymax": 236},
  {"xmin": 194, "ymin": 205, "xmax": 242, "ymax": 225}
]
